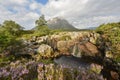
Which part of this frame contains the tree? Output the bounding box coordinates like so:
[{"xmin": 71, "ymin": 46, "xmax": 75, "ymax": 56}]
[
  {"xmin": 1, "ymin": 20, "xmax": 24, "ymax": 36},
  {"xmin": 0, "ymin": 31, "xmax": 15, "ymax": 52},
  {"xmin": 35, "ymin": 15, "xmax": 47, "ymax": 27},
  {"xmin": 34, "ymin": 15, "xmax": 51, "ymax": 36},
  {"xmin": 0, "ymin": 20, "xmax": 24, "ymax": 52}
]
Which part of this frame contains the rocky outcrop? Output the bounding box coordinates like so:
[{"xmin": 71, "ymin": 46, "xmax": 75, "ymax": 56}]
[
  {"xmin": 17, "ymin": 31, "xmax": 101, "ymax": 58},
  {"xmin": 1, "ymin": 31, "xmax": 120, "ymax": 80},
  {"xmin": 78, "ymin": 42, "xmax": 100, "ymax": 57},
  {"xmin": 57, "ymin": 40, "xmax": 100, "ymax": 57}
]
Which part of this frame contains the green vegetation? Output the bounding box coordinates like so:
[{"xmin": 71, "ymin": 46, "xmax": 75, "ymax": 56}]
[
  {"xmin": 0, "ymin": 15, "xmax": 63, "ymax": 53},
  {"xmin": 0, "ymin": 20, "xmax": 24, "ymax": 52},
  {"xmin": 0, "ymin": 55, "xmax": 15, "ymax": 67},
  {"xmin": 34, "ymin": 15, "xmax": 51, "ymax": 36},
  {"xmin": 96, "ymin": 22, "xmax": 120, "ymax": 62},
  {"xmin": 32, "ymin": 15, "xmax": 66, "ymax": 37},
  {"xmin": 0, "ymin": 32, "xmax": 15, "ymax": 52},
  {"xmin": 0, "ymin": 20, "xmax": 24, "ymax": 36}
]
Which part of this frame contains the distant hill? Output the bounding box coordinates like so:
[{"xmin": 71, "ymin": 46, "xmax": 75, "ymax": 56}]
[{"xmin": 47, "ymin": 17, "xmax": 78, "ymax": 31}]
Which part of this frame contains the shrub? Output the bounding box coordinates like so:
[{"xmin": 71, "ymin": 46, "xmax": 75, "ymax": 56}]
[{"xmin": 96, "ymin": 22, "xmax": 120, "ymax": 62}]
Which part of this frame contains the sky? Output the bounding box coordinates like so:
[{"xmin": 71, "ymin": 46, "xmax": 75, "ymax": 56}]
[{"xmin": 0, "ymin": 0, "xmax": 120, "ymax": 29}]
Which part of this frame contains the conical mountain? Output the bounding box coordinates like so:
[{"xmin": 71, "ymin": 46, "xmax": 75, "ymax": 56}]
[{"xmin": 47, "ymin": 17, "xmax": 78, "ymax": 30}]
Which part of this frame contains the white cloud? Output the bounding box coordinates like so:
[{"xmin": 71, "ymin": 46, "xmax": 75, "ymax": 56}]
[
  {"xmin": 0, "ymin": 0, "xmax": 120, "ymax": 29},
  {"xmin": 29, "ymin": 2, "xmax": 43, "ymax": 10},
  {"xmin": 41, "ymin": 0, "xmax": 120, "ymax": 29},
  {"xmin": 0, "ymin": 0, "xmax": 42, "ymax": 29}
]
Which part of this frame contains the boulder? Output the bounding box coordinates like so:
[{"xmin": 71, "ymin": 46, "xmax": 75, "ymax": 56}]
[
  {"xmin": 72, "ymin": 42, "xmax": 100, "ymax": 57},
  {"xmin": 57, "ymin": 39, "xmax": 101, "ymax": 57},
  {"xmin": 37, "ymin": 44, "xmax": 54, "ymax": 58},
  {"xmin": 83, "ymin": 42, "xmax": 100, "ymax": 56}
]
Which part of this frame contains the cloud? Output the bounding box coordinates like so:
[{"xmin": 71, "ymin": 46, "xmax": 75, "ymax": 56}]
[
  {"xmin": 41, "ymin": 0, "xmax": 120, "ymax": 29},
  {"xmin": 29, "ymin": 2, "xmax": 43, "ymax": 10},
  {"xmin": 0, "ymin": 0, "xmax": 120, "ymax": 29},
  {"xmin": 0, "ymin": 0, "xmax": 42, "ymax": 29}
]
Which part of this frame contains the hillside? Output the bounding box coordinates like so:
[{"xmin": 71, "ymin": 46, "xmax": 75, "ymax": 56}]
[
  {"xmin": 47, "ymin": 17, "xmax": 78, "ymax": 30},
  {"xmin": 96, "ymin": 22, "xmax": 120, "ymax": 62}
]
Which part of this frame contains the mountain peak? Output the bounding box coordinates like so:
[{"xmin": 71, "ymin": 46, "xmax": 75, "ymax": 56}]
[{"xmin": 47, "ymin": 17, "xmax": 78, "ymax": 30}]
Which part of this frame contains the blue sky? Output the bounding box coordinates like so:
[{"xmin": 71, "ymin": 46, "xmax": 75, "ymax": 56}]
[
  {"xmin": 0, "ymin": 0, "xmax": 120, "ymax": 29},
  {"xmin": 36, "ymin": 0, "xmax": 48, "ymax": 5}
]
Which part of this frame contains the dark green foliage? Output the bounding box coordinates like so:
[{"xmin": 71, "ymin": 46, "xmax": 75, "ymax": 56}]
[
  {"xmin": 0, "ymin": 20, "xmax": 23, "ymax": 53},
  {"xmin": 35, "ymin": 15, "xmax": 47, "ymax": 28},
  {"xmin": 34, "ymin": 15, "xmax": 51, "ymax": 36},
  {"xmin": 0, "ymin": 55, "xmax": 15, "ymax": 67},
  {"xmin": 0, "ymin": 32, "xmax": 15, "ymax": 52},
  {"xmin": 96, "ymin": 22, "xmax": 120, "ymax": 62},
  {"xmin": 34, "ymin": 15, "xmax": 64, "ymax": 36},
  {"xmin": 34, "ymin": 26, "xmax": 51, "ymax": 36},
  {"xmin": 1, "ymin": 20, "xmax": 24, "ymax": 36}
]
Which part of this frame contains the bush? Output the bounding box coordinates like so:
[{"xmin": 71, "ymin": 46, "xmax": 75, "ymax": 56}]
[
  {"xmin": 96, "ymin": 22, "xmax": 120, "ymax": 62},
  {"xmin": 34, "ymin": 26, "xmax": 51, "ymax": 36},
  {"xmin": 0, "ymin": 20, "xmax": 24, "ymax": 36},
  {"xmin": 0, "ymin": 32, "xmax": 15, "ymax": 52}
]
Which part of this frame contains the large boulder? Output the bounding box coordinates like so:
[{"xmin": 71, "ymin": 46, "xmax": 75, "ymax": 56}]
[
  {"xmin": 80, "ymin": 42, "xmax": 100, "ymax": 56},
  {"xmin": 71, "ymin": 41, "xmax": 101, "ymax": 57},
  {"xmin": 37, "ymin": 44, "xmax": 54, "ymax": 58},
  {"xmin": 57, "ymin": 39, "xmax": 101, "ymax": 57}
]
